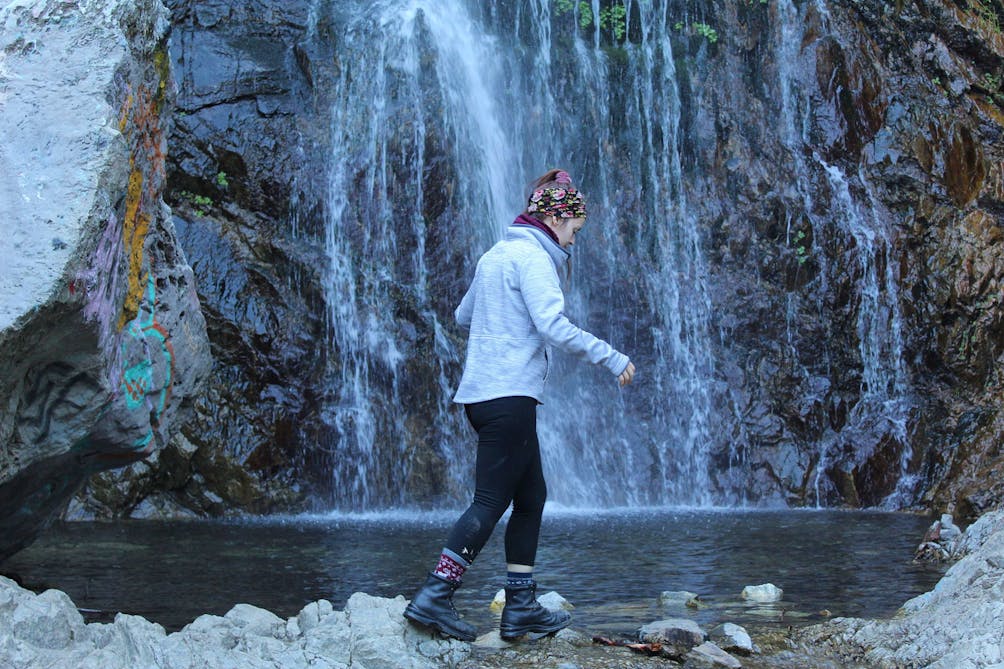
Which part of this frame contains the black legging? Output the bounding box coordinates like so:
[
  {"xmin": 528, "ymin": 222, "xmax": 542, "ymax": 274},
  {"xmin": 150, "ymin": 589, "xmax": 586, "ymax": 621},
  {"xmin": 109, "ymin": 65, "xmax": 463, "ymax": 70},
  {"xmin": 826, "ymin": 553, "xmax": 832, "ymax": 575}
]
[{"xmin": 445, "ymin": 396, "xmax": 547, "ymax": 566}]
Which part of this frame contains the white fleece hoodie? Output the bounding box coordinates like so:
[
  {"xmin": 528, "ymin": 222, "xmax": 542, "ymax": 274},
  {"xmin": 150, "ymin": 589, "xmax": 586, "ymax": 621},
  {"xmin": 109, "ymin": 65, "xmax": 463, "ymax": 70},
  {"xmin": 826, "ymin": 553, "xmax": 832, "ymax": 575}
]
[{"xmin": 452, "ymin": 223, "xmax": 630, "ymax": 404}]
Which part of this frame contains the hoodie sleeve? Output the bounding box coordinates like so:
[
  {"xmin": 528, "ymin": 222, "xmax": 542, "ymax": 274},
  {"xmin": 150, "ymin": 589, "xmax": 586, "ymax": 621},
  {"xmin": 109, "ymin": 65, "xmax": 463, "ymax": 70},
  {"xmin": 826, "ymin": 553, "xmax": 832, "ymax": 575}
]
[
  {"xmin": 518, "ymin": 252, "xmax": 630, "ymax": 376},
  {"xmin": 455, "ymin": 283, "xmax": 474, "ymax": 329}
]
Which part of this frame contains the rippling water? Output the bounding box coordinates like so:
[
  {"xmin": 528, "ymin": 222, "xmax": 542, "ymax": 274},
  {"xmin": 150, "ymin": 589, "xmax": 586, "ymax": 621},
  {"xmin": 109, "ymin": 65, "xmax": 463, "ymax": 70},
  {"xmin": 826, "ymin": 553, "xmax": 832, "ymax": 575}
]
[{"xmin": 1, "ymin": 509, "xmax": 944, "ymax": 636}]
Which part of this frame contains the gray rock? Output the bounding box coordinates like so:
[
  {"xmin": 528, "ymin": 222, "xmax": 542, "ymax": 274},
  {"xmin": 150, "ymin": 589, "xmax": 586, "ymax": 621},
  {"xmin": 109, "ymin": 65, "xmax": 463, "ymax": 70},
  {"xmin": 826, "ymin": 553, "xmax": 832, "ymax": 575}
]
[
  {"xmin": 797, "ymin": 509, "xmax": 1004, "ymax": 668},
  {"xmin": 659, "ymin": 590, "xmax": 705, "ymax": 608},
  {"xmin": 709, "ymin": 623, "xmax": 754, "ymax": 656},
  {"xmin": 684, "ymin": 641, "xmax": 743, "ymax": 668},
  {"xmin": 0, "ymin": 576, "xmax": 470, "ymax": 669},
  {"xmin": 473, "ymin": 630, "xmax": 516, "ymax": 649},
  {"xmin": 9, "ymin": 586, "xmax": 87, "ymax": 650},
  {"xmin": 638, "ymin": 617, "xmax": 706, "ymax": 651},
  {"xmin": 0, "ymin": 0, "xmax": 210, "ymax": 560},
  {"xmin": 224, "ymin": 603, "xmax": 286, "ymax": 639}
]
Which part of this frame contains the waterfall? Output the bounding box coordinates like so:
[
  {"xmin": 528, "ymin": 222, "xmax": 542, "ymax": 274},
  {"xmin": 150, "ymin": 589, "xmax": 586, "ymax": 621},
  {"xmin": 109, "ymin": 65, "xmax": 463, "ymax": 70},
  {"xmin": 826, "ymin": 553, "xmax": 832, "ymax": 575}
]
[
  {"xmin": 312, "ymin": 0, "xmax": 718, "ymax": 509},
  {"xmin": 313, "ymin": 0, "xmax": 519, "ymax": 507},
  {"xmin": 774, "ymin": 0, "xmax": 914, "ymax": 506}
]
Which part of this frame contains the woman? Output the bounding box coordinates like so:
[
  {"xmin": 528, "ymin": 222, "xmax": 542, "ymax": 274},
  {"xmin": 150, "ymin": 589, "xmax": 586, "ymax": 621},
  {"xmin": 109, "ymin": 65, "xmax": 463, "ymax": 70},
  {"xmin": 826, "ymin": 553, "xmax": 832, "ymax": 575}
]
[{"xmin": 404, "ymin": 168, "xmax": 636, "ymax": 642}]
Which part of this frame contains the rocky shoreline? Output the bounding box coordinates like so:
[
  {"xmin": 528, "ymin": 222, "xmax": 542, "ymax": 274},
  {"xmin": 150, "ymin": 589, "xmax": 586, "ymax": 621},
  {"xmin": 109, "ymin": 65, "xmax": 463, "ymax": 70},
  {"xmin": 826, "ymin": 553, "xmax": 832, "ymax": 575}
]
[{"xmin": 2, "ymin": 509, "xmax": 1000, "ymax": 668}]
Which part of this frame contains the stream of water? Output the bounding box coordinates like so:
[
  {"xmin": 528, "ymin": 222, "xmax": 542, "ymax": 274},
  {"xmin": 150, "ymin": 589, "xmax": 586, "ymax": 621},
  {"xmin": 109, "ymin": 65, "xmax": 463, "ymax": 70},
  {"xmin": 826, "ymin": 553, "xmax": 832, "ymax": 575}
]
[
  {"xmin": 312, "ymin": 0, "xmax": 719, "ymax": 510},
  {"xmin": 3, "ymin": 509, "xmax": 943, "ymax": 636}
]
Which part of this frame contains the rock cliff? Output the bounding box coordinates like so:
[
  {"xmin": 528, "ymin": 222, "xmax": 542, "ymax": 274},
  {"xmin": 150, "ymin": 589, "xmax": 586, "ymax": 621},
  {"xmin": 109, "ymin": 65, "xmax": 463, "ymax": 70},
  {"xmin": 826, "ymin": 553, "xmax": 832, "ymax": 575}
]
[
  {"xmin": 123, "ymin": 0, "xmax": 1004, "ymax": 519},
  {"xmin": 0, "ymin": 0, "xmax": 210, "ymax": 559},
  {"xmin": 794, "ymin": 507, "xmax": 1004, "ymax": 667},
  {"xmin": 4, "ymin": 0, "xmax": 1004, "ymax": 529}
]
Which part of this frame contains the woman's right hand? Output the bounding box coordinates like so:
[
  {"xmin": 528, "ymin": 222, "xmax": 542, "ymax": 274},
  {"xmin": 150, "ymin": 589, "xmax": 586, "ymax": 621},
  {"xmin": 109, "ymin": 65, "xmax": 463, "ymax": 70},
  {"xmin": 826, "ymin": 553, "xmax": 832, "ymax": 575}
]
[{"xmin": 618, "ymin": 361, "xmax": 636, "ymax": 387}]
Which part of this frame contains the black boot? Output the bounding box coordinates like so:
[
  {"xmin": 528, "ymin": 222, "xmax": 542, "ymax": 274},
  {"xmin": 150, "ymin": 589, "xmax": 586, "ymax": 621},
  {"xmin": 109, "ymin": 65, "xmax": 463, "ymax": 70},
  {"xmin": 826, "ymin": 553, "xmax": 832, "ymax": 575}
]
[
  {"xmin": 403, "ymin": 573, "xmax": 477, "ymax": 642},
  {"xmin": 499, "ymin": 581, "xmax": 572, "ymax": 640}
]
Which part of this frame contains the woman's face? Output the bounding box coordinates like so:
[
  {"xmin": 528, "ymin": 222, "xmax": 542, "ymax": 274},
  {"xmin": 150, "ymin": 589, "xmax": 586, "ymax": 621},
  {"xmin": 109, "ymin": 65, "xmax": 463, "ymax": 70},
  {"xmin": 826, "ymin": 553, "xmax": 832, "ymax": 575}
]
[{"xmin": 549, "ymin": 216, "xmax": 586, "ymax": 249}]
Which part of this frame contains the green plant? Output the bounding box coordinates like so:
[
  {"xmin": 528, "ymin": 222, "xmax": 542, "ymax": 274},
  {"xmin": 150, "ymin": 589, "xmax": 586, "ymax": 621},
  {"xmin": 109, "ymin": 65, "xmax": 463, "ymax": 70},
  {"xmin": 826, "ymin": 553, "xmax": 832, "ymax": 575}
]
[
  {"xmin": 693, "ymin": 22, "xmax": 718, "ymax": 43},
  {"xmin": 555, "ymin": 0, "xmax": 627, "ymax": 40},
  {"xmin": 216, "ymin": 170, "xmax": 230, "ymax": 189},
  {"xmin": 599, "ymin": 4, "xmax": 627, "ymax": 41},
  {"xmin": 792, "ymin": 230, "xmax": 809, "ymax": 265},
  {"xmin": 979, "ymin": 71, "xmax": 1004, "ymax": 106},
  {"xmin": 179, "ymin": 190, "xmax": 213, "ymax": 217},
  {"xmin": 673, "ymin": 20, "xmax": 684, "ymax": 31}
]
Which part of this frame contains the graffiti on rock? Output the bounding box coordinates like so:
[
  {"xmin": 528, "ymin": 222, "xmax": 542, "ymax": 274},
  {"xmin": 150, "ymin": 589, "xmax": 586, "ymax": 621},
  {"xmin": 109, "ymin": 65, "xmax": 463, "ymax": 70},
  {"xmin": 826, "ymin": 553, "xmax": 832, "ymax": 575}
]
[{"xmin": 119, "ymin": 273, "xmax": 176, "ymax": 451}]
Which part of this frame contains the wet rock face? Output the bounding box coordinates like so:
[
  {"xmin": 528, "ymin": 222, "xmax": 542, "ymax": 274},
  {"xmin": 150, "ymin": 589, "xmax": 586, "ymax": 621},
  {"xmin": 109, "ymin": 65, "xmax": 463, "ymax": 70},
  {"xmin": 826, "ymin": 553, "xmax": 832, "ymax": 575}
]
[
  {"xmin": 695, "ymin": 0, "xmax": 1004, "ymax": 514},
  {"xmin": 68, "ymin": 0, "xmax": 1004, "ymax": 519},
  {"xmin": 0, "ymin": 0, "xmax": 210, "ymax": 559},
  {"xmin": 81, "ymin": 0, "xmax": 474, "ymax": 516},
  {"xmin": 79, "ymin": 0, "xmax": 336, "ymax": 517}
]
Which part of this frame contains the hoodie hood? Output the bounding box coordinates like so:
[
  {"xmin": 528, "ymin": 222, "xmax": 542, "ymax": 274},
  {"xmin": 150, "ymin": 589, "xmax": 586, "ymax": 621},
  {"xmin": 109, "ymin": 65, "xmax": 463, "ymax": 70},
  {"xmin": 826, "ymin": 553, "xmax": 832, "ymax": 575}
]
[{"xmin": 509, "ymin": 216, "xmax": 570, "ymax": 271}]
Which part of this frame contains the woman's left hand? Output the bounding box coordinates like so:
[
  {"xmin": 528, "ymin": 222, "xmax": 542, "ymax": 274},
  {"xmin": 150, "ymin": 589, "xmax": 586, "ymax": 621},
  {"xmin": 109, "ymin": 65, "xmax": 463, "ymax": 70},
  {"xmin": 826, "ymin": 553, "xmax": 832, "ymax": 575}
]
[{"xmin": 618, "ymin": 361, "xmax": 636, "ymax": 387}]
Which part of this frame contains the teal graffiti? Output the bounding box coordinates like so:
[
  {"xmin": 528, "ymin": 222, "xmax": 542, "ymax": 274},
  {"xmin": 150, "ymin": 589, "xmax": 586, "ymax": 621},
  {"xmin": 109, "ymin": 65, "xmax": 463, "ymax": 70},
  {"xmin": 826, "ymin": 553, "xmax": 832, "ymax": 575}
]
[{"xmin": 120, "ymin": 274, "xmax": 176, "ymax": 450}]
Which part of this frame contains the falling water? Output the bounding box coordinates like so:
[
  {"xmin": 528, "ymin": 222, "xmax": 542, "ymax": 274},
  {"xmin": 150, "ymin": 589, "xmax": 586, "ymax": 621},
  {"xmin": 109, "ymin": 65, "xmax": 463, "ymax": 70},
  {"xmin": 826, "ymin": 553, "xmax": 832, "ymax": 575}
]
[
  {"xmin": 774, "ymin": 0, "xmax": 913, "ymax": 506},
  {"xmin": 313, "ymin": 0, "xmax": 717, "ymax": 508},
  {"xmin": 314, "ymin": 0, "xmax": 519, "ymax": 507}
]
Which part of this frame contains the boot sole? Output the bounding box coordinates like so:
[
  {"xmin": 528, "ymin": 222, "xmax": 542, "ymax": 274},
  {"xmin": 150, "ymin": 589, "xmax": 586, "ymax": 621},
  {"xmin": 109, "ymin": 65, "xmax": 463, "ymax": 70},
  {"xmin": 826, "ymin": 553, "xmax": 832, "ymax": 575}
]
[
  {"xmin": 499, "ymin": 618, "xmax": 571, "ymax": 641},
  {"xmin": 404, "ymin": 605, "xmax": 477, "ymax": 642}
]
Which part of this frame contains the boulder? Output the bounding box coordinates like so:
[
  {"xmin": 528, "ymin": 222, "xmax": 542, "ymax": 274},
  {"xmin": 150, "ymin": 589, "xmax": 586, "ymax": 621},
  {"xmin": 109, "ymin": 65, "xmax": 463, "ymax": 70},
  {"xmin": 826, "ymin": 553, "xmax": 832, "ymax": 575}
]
[
  {"xmin": 709, "ymin": 623, "xmax": 754, "ymax": 656},
  {"xmin": 740, "ymin": 584, "xmax": 783, "ymax": 603},
  {"xmin": 638, "ymin": 617, "xmax": 706, "ymax": 657},
  {"xmin": 797, "ymin": 509, "xmax": 1004, "ymax": 667},
  {"xmin": 0, "ymin": 576, "xmax": 471, "ymax": 669},
  {"xmin": 658, "ymin": 590, "xmax": 705, "ymax": 608},
  {"xmin": 684, "ymin": 641, "xmax": 743, "ymax": 668},
  {"xmin": 915, "ymin": 512, "xmax": 966, "ymax": 561},
  {"xmin": 0, "ymin": 0, "xmax": 210, "ymax": 559}
]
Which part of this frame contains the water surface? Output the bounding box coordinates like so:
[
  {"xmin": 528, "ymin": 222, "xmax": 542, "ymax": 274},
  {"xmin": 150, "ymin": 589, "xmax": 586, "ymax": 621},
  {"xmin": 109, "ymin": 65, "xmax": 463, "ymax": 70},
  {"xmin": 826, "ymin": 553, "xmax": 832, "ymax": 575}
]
[{"xmin": 2, "ymin": 509, "xmax": 943, "ymax": 636}]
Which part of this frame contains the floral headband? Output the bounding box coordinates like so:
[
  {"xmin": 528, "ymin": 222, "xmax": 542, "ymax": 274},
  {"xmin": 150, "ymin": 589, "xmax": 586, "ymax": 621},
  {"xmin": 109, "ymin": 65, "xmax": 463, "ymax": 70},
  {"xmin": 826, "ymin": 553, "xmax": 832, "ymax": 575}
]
[{"xmin": 527, "ymin": 186, "xmax": 587, "ymax": 219}]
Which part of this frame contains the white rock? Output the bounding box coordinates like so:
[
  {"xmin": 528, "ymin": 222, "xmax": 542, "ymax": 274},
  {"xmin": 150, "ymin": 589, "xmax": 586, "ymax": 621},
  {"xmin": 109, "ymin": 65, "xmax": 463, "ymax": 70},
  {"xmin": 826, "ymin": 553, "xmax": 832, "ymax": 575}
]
[
  {"xmin": 490, "ymin": 588, "xmax": 572, "ymax": 613},
  {"xmin": 659, "ymin": 590, "xmax": 703, "ymax": 608},
  {"xmin": 11, "ymin": 587, "xmax": 88, "ymax": 650},
  {"xmin": 224, "ymin": 602, "xmax": 286, "ymax": 638},
  {"xmin": 939, "ymin": 514, "xmax": 961, "ymax": 540},
  {"xmin": 800, "ymin": 509, "xmax": 1004, "ymax": 668},
  {"xmin": 709, "ymin": 622, "xmax": 754, "ymax": 655},
  {"xmin": 347, "ymin": 592, "xmax": 468, "ymax": 669},
  {"xmin": 296, "ymin": 598, "xmax": 335, "ymax": 635},
  {"xmin": 538, "ymin": 591, "xmax": 573, "ymax": 611},
  {"xmin": 740, "ymin": 583, "xmax": 783, "ymax": 602},
  {"xmin": 301, "ymin": 610, "xmax": 350, "ymax": 665},
  {"xmin": 109, "ymin": 613, "xmax": 167, "ymax": 666}
]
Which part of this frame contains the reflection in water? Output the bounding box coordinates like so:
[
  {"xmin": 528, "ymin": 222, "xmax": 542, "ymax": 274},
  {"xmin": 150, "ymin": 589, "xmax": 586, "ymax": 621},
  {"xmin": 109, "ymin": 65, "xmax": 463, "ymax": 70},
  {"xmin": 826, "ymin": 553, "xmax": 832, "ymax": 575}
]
[{"xmin": 2, "ymin": 510, "xmax": 943, "ymax": 635}]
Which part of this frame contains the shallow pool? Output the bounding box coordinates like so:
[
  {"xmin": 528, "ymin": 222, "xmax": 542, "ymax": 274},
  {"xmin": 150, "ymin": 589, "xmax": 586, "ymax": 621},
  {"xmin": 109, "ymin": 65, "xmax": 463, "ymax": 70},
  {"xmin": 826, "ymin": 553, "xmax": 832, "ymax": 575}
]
[{"xmin": 1, "ymin": 508, "xmax": 944, "ymax": 636}]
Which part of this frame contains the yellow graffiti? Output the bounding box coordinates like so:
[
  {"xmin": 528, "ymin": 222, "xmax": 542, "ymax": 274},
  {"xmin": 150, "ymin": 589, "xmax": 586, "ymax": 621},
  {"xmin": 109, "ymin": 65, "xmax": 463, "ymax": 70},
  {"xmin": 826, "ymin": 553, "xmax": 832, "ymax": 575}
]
[
  {"xmin": 115, "ymin": 77, "xmax": 168, "ymax": 330},
  {"xmin": 118, "ymin": 92, "xmax": 134, "ymax": 133},
  {"xmin": 118, "ymin": 161, "xmax": 150, "ymax": 329}
]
